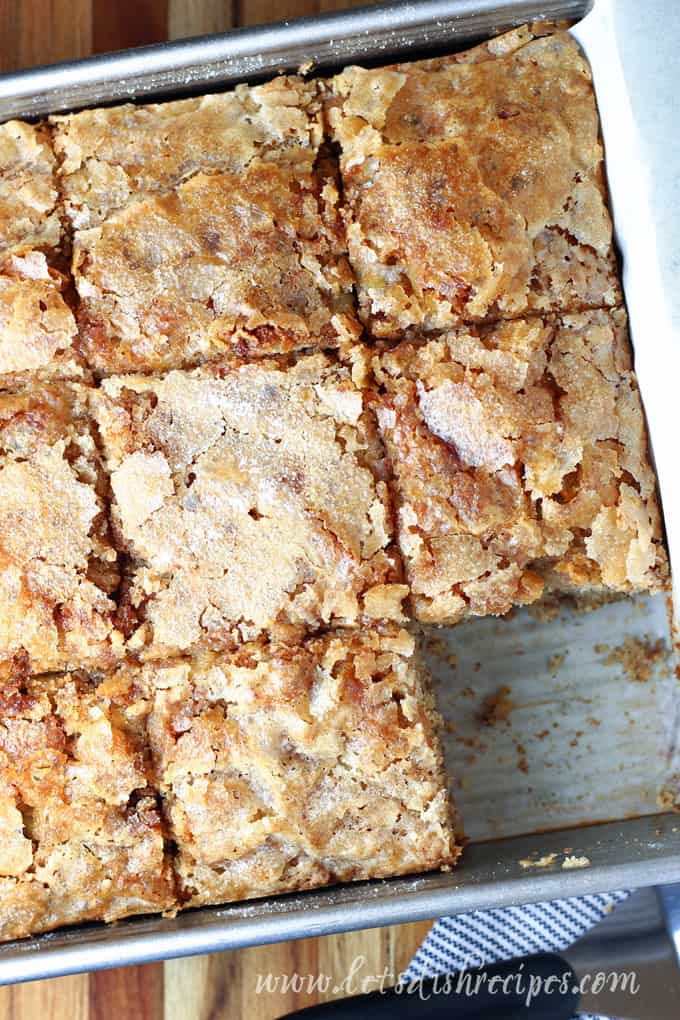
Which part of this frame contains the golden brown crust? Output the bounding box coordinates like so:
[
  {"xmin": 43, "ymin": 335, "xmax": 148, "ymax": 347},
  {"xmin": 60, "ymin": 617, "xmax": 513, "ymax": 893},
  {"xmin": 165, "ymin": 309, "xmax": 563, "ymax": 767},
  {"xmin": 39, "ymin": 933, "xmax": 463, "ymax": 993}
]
[
  {"xmin": 0, "ymin": 385, "xmax": 123, "ymax": 678},
  {"xmin": 91, "ymin": 353, "xmax": 405, "ymax": 658},
  {"xmin": 0, "ymin": 671, "xmax": 175, "ymax": 941},
  {"xmin": 54, "ymin": 78, "xmax": 359, "ymax": 374},
  {"xmin": 73, "ymin": 163, "xmax": 358, "ymax": 374},
  {"xmin": 326, "ymin": 29, "xmax": 620, "ymax": 337},
  {"xmin": 0, "ymin": 25, "xmax": 669, "ymax": 942},
  {"xmin": 103, "ymin": 626, "xmax": 456, "ymax": 908},
  {"xmin": 373, "ymin": 309, "xmax": 668, "ymax": 623},
  {"xmin": 52, "ymin": 77, "xmax": 325, "ymax": 228},
  {"xmin": 0, "ymin": 252, "xmax": 85, "ymax": 391},
  {"xmin": 0, "ymin": 123, "xmax": 83, "ymax": 390},
  {"xmin": 0, "ymin": 121, "xmax": 61, "ymax": 256}
]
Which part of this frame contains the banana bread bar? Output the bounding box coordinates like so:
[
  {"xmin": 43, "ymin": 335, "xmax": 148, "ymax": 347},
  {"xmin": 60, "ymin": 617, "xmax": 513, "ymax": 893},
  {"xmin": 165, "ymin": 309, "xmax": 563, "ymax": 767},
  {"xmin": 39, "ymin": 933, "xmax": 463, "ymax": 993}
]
[
  {"xmin": 103, "ymin": 625, "xmax": 456, "ymax": 908},
  {"xmin": 326, "ymin": 26, "xmax": 620, "ymax": 339},
  {"xmin": 0, "ymin": 122, "xmax": 84, "ymax": 390},
  {"xmin": 0, "ymin": 121, "xmax": 60, "ymax": 254},
  {"xmin": 52, "ymin": 79, "xmax": 359, "ymax": 374},
  {"xmin": 373, "ymin": 309, "xmax": 668, "ymax": 623},
  {"xmin": 91, "ymin": 352, "xmax": 406, "ymax": 658},
  {"xmin": 0, "ymin": 384, "xmax": 123, "ymax": 678},
  {"xmin": 0, "ymin": 670, "xmax": 175, "ymax": 941}
]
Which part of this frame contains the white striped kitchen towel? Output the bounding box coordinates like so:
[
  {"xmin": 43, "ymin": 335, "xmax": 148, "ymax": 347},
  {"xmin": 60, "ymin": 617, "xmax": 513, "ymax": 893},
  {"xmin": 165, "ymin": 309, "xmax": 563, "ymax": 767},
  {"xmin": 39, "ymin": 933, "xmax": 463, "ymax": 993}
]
[{"xmin": 404, "ymin": 889, "xmax": 631, "ymax": 1020}]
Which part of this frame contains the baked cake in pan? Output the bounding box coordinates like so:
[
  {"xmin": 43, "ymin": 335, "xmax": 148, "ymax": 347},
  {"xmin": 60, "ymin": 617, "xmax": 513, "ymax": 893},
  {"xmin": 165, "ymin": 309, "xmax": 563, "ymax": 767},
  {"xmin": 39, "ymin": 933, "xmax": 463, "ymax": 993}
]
[
  {"xmin": 52, "ymin": 78, "xmax": 359, "ymax": 374},
  {"xmin": 0, "ymin": 23, "xmax": 670, "ymax": 942},
  {"xmin": 0, "ymin": 121, "xmax": 60, "ymax": 255},
  {"xmin": 0, "ymin": 122, "xmax": 84, "ymax": 390},
  {"xmin": 326, "ymin": 26, "xmax": 621, "ymax": 338},
  {"xmin": 0, "ymin": 384, "xmax": 122, "ymax": 679},
  {"xmin": 90, "ymin": 352, "xmax": 406, "ymax": 658},
  {"xmin": 372, "ymin": 309, "xmax": 668, "ymax": 623},
  {"xmin": 0, "ymin": 670, "xmax": 175, "ymax": 941},
  {"xmin": 0, "ymin": 627, "xmax": 455, "ymax": 937},
  {"xmin": 105, "ymin": 626, "xmax": 456, "ymax": 910}
]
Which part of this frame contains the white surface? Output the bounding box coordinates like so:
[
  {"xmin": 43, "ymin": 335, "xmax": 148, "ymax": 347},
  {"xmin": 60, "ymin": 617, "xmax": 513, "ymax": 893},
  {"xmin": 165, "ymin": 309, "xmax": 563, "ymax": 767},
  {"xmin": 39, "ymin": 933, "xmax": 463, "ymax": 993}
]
[{"xmin": 612, "ymin": 0, "xmax": 680, "ymax": 328}]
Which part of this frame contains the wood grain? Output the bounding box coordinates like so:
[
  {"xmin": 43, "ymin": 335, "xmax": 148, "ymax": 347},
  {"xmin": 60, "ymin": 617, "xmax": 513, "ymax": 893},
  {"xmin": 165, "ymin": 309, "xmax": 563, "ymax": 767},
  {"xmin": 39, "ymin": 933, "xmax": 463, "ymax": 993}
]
[
  {"xmin": 163, "ymin": 922, "xmax": 432, "ymax": 1020},
  {"xmin": 92, "ymin": 0, "xmax": 169, "ymax": 53},
  {"xmin": 237, "ymin": 0, "xmax": 383, "ymax": 25},
  {"xmin": 89, "ymin": 965, "xmax": 164, "ymax": 1020},
  {"xmin": 0, "ymin": 975, "xmax": 89, "ymax": 1020},
  {"xmin": 0, "ymin": 1, "xmax": 434, "ymax": 1015},
  {"xmin": 0, "ymin": 0, "xmax": 91, "ymax": 71},
  {"xmin": 168, "ymin": 0, "xmax": 235, "ymax": 40}
]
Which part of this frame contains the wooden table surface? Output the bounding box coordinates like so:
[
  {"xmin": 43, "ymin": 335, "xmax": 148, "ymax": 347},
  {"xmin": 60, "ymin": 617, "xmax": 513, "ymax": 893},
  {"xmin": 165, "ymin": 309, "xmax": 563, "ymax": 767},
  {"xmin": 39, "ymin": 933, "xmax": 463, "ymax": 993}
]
[{"xmin": 0, "ymin": 1, "xmax": 433, "ymax": 1016}]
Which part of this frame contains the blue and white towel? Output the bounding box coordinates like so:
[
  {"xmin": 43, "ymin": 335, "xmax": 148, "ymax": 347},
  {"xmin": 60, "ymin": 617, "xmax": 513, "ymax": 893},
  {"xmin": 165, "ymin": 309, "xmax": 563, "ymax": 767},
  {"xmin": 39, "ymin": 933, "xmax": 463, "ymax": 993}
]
[{"xmin": 405, "ymin": 890, "xmax": 631, "ymax": 1019}]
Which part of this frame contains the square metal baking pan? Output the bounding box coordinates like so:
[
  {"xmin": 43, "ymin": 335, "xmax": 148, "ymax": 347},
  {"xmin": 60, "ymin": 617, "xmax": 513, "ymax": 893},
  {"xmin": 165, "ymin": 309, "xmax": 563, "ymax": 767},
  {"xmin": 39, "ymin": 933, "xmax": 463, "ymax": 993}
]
[{"xmin": 1, "ymin": 0, "xmax": 680, "ymax": 986}]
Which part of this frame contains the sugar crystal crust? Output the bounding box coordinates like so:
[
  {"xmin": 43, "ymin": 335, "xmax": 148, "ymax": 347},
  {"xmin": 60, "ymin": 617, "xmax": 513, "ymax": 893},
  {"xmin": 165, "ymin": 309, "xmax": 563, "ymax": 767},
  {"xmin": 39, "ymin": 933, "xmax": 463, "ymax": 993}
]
[
  {"xmin": 0, "ymin": 670, "xmax": 175, "ymax": 941},
  {"xmin": 0, "ymin": 21, "xmax": 670, "ymax": 943},
  {"xmin": 374, "ymin": 310, "xmax": 668, "ymax": 623},
  {"xmin": 0, "ymin": 385, "xmax": 123, "ymax": 678},
  {"xmin": 54, "ymin": 79, "xmax": 359, "ymax": 374},
  {"xmin": 91, "ymin": 353, "xmax": 406, "ymax": 657},
  {"xmin": 103, "ymin": 626, "xmax": 457, "ymax": 907},
  {"xmin": 52, "ymin": 78, "xmax": 326, "ymax": 228},
  {"xmin": 326, "ymin": 27, "xmax": 620, "ymax": 338},
  {"xmin": 0, "ymin": 121, "xmax": 60, "ymax": 255},
  {"xmin": 0, "ymin": 123, "xmax": 84, "ymax": 390}
]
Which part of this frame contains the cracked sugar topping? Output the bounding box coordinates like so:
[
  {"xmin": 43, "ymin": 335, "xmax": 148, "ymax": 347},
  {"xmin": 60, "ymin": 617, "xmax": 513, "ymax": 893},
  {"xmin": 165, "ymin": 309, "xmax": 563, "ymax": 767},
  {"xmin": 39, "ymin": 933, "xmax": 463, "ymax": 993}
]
[
  {"xmin": 0, "ymin": 252, "xmax": 85, "ymax": 391},
  {"xmin": 0, "ymin": 125, "xmax": 81, "ymax": 391},
  {"xmin": 0, "ymin": 20, "xmax": 671, "ymax": 943},
  {"xmin": 0, "ymin": 670, "xmax": 174, "ymax": 940},
  {"xmin": 72, "ymin": 161, "xmax": 358, "ymax": 374},
  {"xmin": 0, "ymin": 385, "xmax": 122, "ymax": 678},
  {"xmin": 374, "ymin": 309, "xmax": 668, "ymax": 623},
  {"xmin": 326, "ymin": 28, "xmax": 620, "ymax": 337},
  {"xmin": 103, "ymin": 625, "xmax": 456, "ymax": 908},
  {"xmin": 0, "ymin": 121, "xmax": 61, "ymax": 256},
  {"xmin": 91, "ymin": 352, "xmax": 406, "ymax": 657},
  {"xmin": 54, "ymin": 77, "xmax": 358, "ymax": 375},
  {"xmin": 52, "ymin": 77, "xmax": 325, "ymax": 228}
]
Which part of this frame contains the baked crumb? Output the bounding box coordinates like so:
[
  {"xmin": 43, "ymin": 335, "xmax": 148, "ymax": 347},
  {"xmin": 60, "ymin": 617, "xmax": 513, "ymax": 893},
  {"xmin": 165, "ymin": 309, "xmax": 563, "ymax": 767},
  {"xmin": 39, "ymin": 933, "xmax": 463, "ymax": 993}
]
[
  {"xmin": 515, "ymin": 742, "xmax": 529, "ymax": 774},
  {"xmin": 657, "ymin": 786, "xmax": 680, "ymax": 812},
  {"xmin": 519, "ymin": 854, "xmax": 558, "ymax": 869},
  {"xmin": 422, "ymin": 632, "xmax": 458, "ymax": 670},
  {"xmin": 0, "ymin": 385, "xmax": 123, "ymax": 678},
  {"xmin": 600, "ymin": 635, "xmax": 668, "ymax": 683},
  {"xmin": 105, "ymin": 626, "xmax": 458, "ymax": 908},
  {"xmin": 562, "ymin": 855, "xmax": 590, "ymax": 869},
  {"xmin": 0, "ymin": 671, "xmax": 175, "ymax": 941},
  {"xmin": 528, "ymin": 597, "xmax": 562, "ymax": 622},
  {"xmin": 479, "ymin": 685, "xmax": 514, "ymax": 727},
  {"xmin": 91, "ymin": 352, "xmax": 404, "ymax": 658}
]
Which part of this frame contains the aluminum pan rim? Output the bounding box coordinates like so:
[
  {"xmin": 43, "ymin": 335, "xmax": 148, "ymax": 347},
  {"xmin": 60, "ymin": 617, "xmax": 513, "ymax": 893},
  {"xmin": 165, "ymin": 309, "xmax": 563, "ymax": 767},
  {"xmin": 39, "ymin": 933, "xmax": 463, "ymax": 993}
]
[
  {"xmin": 0, "ymin": 0, "xmax": 591, "ymax": 119},
  {"xmin": 1, "ymin": 813, "xmax": 678, "ymax": 985}
]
